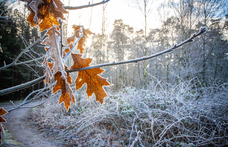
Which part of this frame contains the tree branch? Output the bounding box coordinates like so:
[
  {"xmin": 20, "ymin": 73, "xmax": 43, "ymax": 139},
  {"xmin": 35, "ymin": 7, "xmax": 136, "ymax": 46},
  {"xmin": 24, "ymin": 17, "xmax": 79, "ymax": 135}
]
[
  {"xmin": 0, "ymin": 34, "xmax": 46, "ymax": 71},
  {"xmin": 14, "ymin": 56, "xmax": 45, "ymax": 66},
  {"xmin": 0, "ymin": 75, "xmax": 45, "ymax": 97},
  {"xmin": 0, "ymin": 27, "xmax": 207, "ymax": 97},
  {"xmin": 0, "ymin": 16, "xmax": 26, "ymax": 20},
  {"xmin": 8, "ymin": 87, "xmax": 50, "ymax": 112},
  {"xmin": 130, "ymin": 131, "xmax": 143, "ymax": 147},
  {"xmin": 63, "ymin": 0, "xmax": 110, "ymax": 10},
  {"xmin": 67, "ymin": 27, "xmax": 207, "ymax": 73}
]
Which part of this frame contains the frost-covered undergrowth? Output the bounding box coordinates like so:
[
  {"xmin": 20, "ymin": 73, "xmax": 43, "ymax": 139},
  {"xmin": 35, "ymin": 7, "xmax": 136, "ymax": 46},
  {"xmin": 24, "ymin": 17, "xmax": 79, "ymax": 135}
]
[{"xmin": 30, "ymin": 80, "xmax": 228, "ymax": 146}]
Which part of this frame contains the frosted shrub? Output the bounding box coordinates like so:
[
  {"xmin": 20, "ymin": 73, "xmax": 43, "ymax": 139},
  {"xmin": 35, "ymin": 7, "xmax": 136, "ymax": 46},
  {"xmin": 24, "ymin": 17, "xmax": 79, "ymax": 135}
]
[{"xmin": 30, "ymin": 81, "xmax": 228, "ymax": 146}]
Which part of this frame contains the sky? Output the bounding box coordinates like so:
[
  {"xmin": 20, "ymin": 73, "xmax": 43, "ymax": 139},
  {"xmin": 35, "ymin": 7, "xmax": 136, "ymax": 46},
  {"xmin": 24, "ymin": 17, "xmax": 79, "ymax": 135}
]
[
  {"xmin": 63, "ymin": 0, "xmax": 164, "ymax": 36},
  {"xmin": 4, "ymin": 0, "xmax": 168, "ymax": 36},
  {"xmin": 4, "ymin": 0, "xmax": 228, "ymax": 36}
]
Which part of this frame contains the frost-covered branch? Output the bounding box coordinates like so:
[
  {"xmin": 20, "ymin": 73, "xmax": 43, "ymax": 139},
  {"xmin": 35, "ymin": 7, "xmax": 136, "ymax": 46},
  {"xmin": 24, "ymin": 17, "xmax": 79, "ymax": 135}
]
[
  {"xmin": 130, "ymin": 131, "xmax": 143, "ymax": 147},
  {"xmin": 7, "ymin": 86, "xmax": 51, "ymax": 112},
  {"xmin": 14, "ymin": 56, "xmax": 45, "ymax": 66},
  {"xmin": 67, "ymin": 27, "xmax": 207, "ymax": 73},
  {"xmin": 0, "ymin": 16, "xmax": 26, "ymax": 20},
  {"xmin": 63, "ymin": 34, "xmax": 83, "ymax": 62},
  {"xmin": 63, "ymin": 0, "xmax": 110, "ymax": 10},
  {"xmin": 0, "ymin": 34, "xmax": 46, "ymax": 71},
  {"xmin": 0, "ymin": 75, "xmax": 45, "ymax": 96}
]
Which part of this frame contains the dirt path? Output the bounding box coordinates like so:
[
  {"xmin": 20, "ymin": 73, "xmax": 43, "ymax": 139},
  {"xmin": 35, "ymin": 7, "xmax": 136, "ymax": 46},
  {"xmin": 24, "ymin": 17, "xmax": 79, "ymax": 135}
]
[{"xmin": 0, "ymin": 101, "xmax": 57, "ymax": 147}]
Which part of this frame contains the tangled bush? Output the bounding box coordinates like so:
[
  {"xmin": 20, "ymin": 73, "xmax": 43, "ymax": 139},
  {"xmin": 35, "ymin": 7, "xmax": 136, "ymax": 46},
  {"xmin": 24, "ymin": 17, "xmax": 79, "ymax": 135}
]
[{"xmin": 30, "ymin": 80, "xmax": 228, "ymax": 146}]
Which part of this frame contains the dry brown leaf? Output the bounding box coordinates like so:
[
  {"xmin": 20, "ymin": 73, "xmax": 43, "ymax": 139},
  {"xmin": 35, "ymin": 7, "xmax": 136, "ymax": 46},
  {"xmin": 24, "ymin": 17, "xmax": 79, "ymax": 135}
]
[
  {"xmin": 54, "ymin": 0, "xmax": 68, "ymax": 13},
  {"xmin": 27, "ymin": 11, "xmax": 37, "ymax": 27},
  {"xmin": 67, "ymin": 26, "xmax": 93, "ymax": 54},
  {"xmin": 77, "ymin": 37, "xmax": 86, "ymax": 54},
  {"xmin": 67, "ymin": 25, "xmax": 81, "ymax": 44},
  {"xmin": 42, "ymin": 27, "xmax": 75, "ymax": 111},
  {"xmin": 84, "ymin": 29, "xmax": 93, "ymax": 37},
  {"xmin": 0, "ymin": 108, "xmax": 7, "ymax": 122},
  {"xmin": 43, "ymin": 60, "xmax": 54, "ymax": 86},
  {"xmin": 77, "ymin": 28, "xmax": 93, "ymax": 54},
  {"xmin": 39, "ymin": 13, "xmax": 60, "ymax": 32},
  {"xmin": 41, "ymin": 28, "xmax": 63, "ymax": 74},
  {"xmin": 22, "ymin": 0, "xmax": 67, "ymax": 31},
  {"xmin": 70, "ymin": 54, "xmax": 110, "ymax": 104},
  {"xmin": 53, "ymin": 71, "xmax": 75, "ymax": 111}
]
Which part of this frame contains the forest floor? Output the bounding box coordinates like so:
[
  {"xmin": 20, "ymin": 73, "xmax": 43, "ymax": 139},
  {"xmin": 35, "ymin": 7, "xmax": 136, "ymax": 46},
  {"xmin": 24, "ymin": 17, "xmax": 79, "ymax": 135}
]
[
  {"xmin": 0, "ymin": 81, "xmax": 227, "ymax": 147},
  {"xmin": 0, "ymin": 101, "xmax": 57, "ymax": 147}
]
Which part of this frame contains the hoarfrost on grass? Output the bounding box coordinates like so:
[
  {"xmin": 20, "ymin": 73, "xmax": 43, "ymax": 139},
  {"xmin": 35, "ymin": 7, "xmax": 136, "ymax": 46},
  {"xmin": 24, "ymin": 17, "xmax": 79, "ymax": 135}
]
[{"xmin": 30, "ymin": 80, "xmax": 228, "ymax": 146}]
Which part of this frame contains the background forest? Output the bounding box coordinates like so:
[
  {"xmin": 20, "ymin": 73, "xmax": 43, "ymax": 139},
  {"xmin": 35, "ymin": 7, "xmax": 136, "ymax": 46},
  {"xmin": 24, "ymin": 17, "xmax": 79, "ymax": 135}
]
[
  {"xmin": 85, "ymin": 2, "xmax": 228, "ymax": 90},
  {"xmin": 0, "ymin": 0, "xmax": 44, "ymax": 101},
  {"xmin": 0, "ymin": 0, "xmax": 228, "ymax": 146}
]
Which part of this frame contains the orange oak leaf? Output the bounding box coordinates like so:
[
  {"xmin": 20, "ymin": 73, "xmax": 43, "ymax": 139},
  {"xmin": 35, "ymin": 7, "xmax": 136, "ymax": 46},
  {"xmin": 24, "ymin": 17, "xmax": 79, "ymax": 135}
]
[
  {"xmin": 77, "ymin": 37, "xmax": 86, "ymax": 54},
  {"xmin": 70, "ymin": 54, "xmax": 110, "ymax": 104},
  {"xmin": 77, "ymin": 29, "xmax": 93, "ymax": 53},
  {"xmin": 42, "ymin": 27, "xmax": 74, "ymax": 111},
  {"xmin": 53, "ymin": 71, "xmax": 75, "ymax": 111},
  {"xmin": 39, "ymin": 13, "xmax": 60, "ymax": 32},
  {"xmin": 21, "ymin": 0, "xmax": 67, "ymax": 31},
  {"xmin": 84, "ymin": 29, "xmax": 93, "ymax": 37},
  {"xmin": 0, "ymin": 108, "xmax": 7, "ymax": 122},
  {"xmin": 67, "ymin": 26, "xmax": 93, "ymax": 53},
  {"xmin": 43, "ymin": 60, "xmax": 54, "ymax": 86},
  {"xmin": 27, "ymin": 11, "xmax": 37, "ymax": 27},
  {"xmin": 67, "ymin": 25, "xmax": 81, "ymax": 44},
  {"xmin": 41, "ymin": 28, "xmax": 63, "ymax": 74},
  {"xmin": 65, "ymin": 66, "xmax": 72, "ymax": 85}
]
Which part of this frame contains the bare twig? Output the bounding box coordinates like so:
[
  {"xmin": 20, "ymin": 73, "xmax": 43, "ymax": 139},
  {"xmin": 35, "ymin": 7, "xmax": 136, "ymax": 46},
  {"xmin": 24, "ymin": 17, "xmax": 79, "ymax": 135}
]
[
  {"xmin": 0, "ymin": 34, "xmax": 46, "ymax": 71},
  {"xmin": 63, "ymin": 0, "xmax": 110, "ymax": 10},
  {"xmin": 17, "ymin": 99, "xmax": 49, "ymax": 109},
  {"xmin": 8, "ymin": 87, "xmax": 49, "ymax": 112},
  {"xmin": 129, "ymin": 117, "xmax": 136, "ymax": 146},
  {"xmin": 59, "ymin": 19, "xmax": 63, "ymax": 58},
  {"xmin": 14, "ymin": 56, "xmax": 45, "ymax": 66},
  {"xmin": 63, "ymin": 34, "xmax": 83, "ymax": 62},
  {"xmin": 130, "ymin": 131, "xmax": 143, "ymax": 147},
  {"xmin": 0, "ymin": 16, "xmax": 26, "ymax": 20},
  {"xmin": 9, "ymin": 100, "xmax": 16, "ymax": 108}
]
